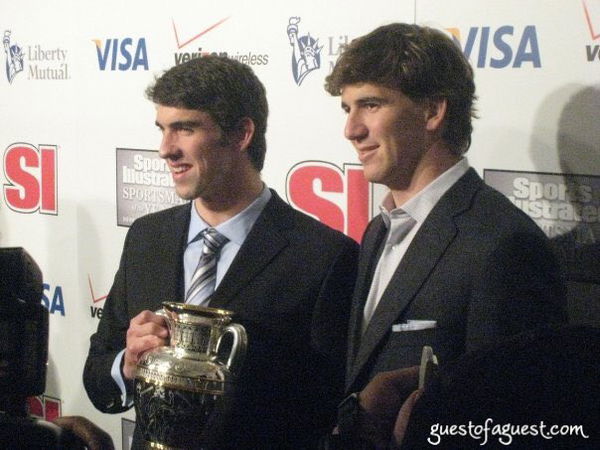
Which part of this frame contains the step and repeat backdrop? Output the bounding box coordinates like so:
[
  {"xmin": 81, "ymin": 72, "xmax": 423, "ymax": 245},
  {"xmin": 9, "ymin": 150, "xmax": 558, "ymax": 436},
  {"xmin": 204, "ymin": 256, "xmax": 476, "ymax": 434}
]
[{"xmin": 1, "ymin": 0, "xmax": 599, "ymax": 448}]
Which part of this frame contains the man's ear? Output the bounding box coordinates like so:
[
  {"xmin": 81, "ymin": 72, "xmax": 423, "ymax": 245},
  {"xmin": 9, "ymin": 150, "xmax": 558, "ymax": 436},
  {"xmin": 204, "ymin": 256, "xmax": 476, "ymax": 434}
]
[
  {"xmin": 235, "ymin": 117, "xmax": 255, "ymax": 152},
  {"xmin": 424, "ymin": 98, "xmax": 447, "ymax": 133}
]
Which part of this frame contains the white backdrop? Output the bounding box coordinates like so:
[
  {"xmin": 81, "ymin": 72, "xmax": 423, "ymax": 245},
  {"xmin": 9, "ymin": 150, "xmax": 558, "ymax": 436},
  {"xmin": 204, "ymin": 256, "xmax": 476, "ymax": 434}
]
[{"xmin": 1, "ymin": 1, "xmax": 599, "ymax": 448}]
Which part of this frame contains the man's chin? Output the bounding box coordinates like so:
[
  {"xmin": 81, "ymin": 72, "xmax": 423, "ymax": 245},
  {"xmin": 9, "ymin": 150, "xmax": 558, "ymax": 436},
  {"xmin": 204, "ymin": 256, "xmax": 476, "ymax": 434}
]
[
  {"xmin": 362, "ymin": 171, "xmax": 383, "ymax": 185},
  {"xmin": 174, "ymin": 188, "xmax": 197, "ymax": 201}
]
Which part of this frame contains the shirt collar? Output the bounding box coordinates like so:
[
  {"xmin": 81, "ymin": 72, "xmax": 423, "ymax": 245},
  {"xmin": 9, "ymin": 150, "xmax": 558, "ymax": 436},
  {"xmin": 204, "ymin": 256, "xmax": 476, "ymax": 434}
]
[
  {"xmin": 379, "ymin": 158, "xmax": 470, "ymax": 228},
  {"xmin": 187, "ymin": 184, "xmax": 272, "ymax": 246}
]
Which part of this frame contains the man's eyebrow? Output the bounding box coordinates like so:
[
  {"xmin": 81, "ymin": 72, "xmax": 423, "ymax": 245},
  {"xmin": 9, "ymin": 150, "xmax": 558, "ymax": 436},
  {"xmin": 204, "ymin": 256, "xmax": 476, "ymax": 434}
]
[
  {"xmin": 355, "ymin": 96, "xmax": 388, "ymax": 105},
  {"xmin": 155, "ymin": 120, "xmax": 202, "ymax": 129},
  {"xmin": 341, "ymin": 96, "xmax": 389, "ymax": 110}
]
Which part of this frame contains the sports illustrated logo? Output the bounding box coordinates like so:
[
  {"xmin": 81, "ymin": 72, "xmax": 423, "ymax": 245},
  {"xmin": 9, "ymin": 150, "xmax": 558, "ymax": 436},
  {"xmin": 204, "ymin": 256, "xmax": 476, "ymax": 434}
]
[
  {"xmin": 42, "ymin": 282, "xmax": 65, "ymax": 316},
  {"xmin": 92, "ymin": 37, "xmax": 149, "ymax": 71},
  {"xmin": 287, "ymin": 17, "xmax": 322, "ymax": 85},
  {"xmin": 2, "ymin": 143, "xmax": 58, "ymax": 215},
  {"xmin": 27, "ymin": 395, "xmax": 62, "ymax": 422},
  {"xmin": 172, "ymin": 17, "xmax": 269, "ymax": 67},
  {"xmin": 446, "ymin": 25, "xmax": 541, "ymax": 68},
  {"xmin": 3, "ymin": 30, "xmax": 24, "ymax": 83},
  {"xmin": 2, "ymin": 30, "xmax": 69, "ymax": 82},
  {"xmin": 484, "ymin": 170, "xmax": 600, "ymax": 245},
  {"xmin": 88, "ymin": 273, "xmax": 107, "ymax": 319},
  {"xmin": 582, "ymin": 0, "xmax": 600, "ymax": 61},
  {"xmin": 116, "ymin": 148, "xmax": 187, "ymax": 227},
  {"xmin": 286, "ymin": 161, "xmax": 371, "ymax": 242}
]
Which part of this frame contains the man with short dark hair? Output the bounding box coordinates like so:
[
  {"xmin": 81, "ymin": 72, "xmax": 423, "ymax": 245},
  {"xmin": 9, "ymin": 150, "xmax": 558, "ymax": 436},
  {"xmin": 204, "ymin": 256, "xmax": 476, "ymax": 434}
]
[
  {"xmin": 325, "ymin": 23, "xmax": 566, "ymax": 446},
  {"xmin": 83, "ymin": 56, "xmax": 358, "ymax": 449}
]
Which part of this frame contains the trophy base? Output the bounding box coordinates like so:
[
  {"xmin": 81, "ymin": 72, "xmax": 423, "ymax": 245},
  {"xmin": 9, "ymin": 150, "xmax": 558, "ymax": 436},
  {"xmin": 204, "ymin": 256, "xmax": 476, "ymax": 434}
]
[
  {"xmin": 145, "ymin": 440, "xmax": 210, "ymax": 450},
  {"xmin": 135, "ymin": 378, "xmax": 230, "ymax": 450}
]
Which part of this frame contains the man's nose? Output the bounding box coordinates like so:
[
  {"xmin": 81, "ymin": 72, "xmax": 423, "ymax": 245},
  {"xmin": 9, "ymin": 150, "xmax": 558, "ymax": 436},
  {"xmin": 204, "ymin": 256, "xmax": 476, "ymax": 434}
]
[
  {"xmin": 344, "ymin": 112, "xmax": 367, "ymax": 142},
  {"xmin": 158, "ymin": 131, "xmax": 176, "ymax": 159}
]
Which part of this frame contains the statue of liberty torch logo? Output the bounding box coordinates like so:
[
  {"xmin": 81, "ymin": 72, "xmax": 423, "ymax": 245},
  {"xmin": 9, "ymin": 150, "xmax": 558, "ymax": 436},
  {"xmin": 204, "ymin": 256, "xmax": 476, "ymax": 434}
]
[
  {"xmin": 287, "ymin": 17, "xmax": 322, "ymax": 86},
  {"xmin": 3, "ymin": 30, "xmax": 24, "ymax": 83}
]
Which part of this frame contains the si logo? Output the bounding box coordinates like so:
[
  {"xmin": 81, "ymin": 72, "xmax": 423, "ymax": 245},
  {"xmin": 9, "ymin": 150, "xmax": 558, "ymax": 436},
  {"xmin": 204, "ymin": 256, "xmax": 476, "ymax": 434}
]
[
  {"xmin": 93, "ymin": 37, "xmax": 149, "ymax": 71},
  {"xmin": 27, "ymin": 395, "xmax": 61, "ymax": 422},
  {"xmin": 3, "ymin": 143, "xmax": 57, "ymax": 214},
  {"xmin": 286, "ymin": 162, "xmax": 369, "ymax": 243},
  {"xmin": 449, "ymin": 25, "xmax": 541, "ymax": 68}
]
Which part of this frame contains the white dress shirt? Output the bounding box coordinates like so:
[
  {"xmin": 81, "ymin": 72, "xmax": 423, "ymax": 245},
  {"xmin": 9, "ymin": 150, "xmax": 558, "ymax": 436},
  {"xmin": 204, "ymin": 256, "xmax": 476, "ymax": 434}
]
[{"xmin": 362, "ymin": 158, "xmax": 471, "ymax": 333}]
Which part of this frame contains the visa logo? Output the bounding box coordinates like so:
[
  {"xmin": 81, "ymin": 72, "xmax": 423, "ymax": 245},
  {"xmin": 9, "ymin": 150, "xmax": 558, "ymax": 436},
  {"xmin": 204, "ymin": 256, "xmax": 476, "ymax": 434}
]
[
  {"xmin": 450, "ymin": 25, "xmax": 541, "ymax": 68},
  {"xmin": 42, "ymin": 283, "xmax": 65, "ymax": 316},
  {"xmin": 93, "ymin": 37, "xmax": 149, "ymax": 71}
]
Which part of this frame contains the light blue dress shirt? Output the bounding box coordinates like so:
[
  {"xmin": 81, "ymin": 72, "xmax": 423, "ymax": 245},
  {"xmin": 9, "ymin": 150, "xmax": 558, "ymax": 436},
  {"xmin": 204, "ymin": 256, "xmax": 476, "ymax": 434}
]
[
  {"xmin": 111, "ymin": 185, "xmax": 272, "ymax": 406},
  {"xmin": 184, "ymin": 186, "xmax": 272, "ymax": 303}
]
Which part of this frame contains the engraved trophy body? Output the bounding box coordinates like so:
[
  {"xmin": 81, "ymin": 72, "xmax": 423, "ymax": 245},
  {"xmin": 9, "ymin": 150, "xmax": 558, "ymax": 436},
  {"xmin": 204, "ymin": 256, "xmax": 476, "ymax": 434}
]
[{"xmin": 134, "ymin": 302, "xmax": 247, "ymax": 449}]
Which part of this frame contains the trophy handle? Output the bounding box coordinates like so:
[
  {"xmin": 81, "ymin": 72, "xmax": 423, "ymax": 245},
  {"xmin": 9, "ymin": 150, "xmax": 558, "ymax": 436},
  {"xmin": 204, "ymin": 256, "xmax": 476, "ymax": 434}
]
[
  {"xmin": 218, "ymin": 323, "xmax": 247, "ymax": 375},
  {"xmin": 154, "ymin": 307, "xmax": 172, "ymax": 341}
]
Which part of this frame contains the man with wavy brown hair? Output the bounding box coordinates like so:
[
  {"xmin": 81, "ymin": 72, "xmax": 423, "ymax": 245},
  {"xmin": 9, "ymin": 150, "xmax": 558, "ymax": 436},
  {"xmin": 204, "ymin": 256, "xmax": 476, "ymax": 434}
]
[{"xmin": 325, "ymin": 23, "xmax": 566, "ymax": 447}]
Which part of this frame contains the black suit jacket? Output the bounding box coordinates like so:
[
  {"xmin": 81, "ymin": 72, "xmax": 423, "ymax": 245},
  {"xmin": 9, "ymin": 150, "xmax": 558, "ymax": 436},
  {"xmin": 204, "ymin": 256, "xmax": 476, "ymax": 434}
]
[
  {"xmin": 346, "ymin": 169, "xmax": 566, "ymax": 394},
  {"xmin": 83, "ymin": 190, "xmax": 358, "ymax": 449}
]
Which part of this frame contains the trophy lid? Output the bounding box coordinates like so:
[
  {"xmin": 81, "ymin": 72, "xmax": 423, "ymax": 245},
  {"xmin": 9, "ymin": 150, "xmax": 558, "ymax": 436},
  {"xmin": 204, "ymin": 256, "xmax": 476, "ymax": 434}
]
[{"xmin": 161, "ymin": 301, "xmax": 235, "ymax": 324}]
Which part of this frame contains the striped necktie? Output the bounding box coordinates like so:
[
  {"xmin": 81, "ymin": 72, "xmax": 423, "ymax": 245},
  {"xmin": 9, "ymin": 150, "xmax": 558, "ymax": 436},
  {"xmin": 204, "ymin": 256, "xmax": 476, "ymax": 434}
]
[{"xmin": 185, "ymin": 228, "xmax": 229, "ymax": 305}]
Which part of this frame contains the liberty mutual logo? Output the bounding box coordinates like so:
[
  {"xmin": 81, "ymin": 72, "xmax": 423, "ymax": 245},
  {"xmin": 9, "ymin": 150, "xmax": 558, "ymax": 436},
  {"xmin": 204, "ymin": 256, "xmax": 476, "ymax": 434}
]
[
  {"xmin": 287, "ymin": 17, "xmax": 322, "ymax": 86},
  {"xmin": 3, "ymin": 30, "xmax": 24, "ymax": 83},
  {"xmin": 2, "ymin": 29, "xmax": 70, "ymax": 82}
]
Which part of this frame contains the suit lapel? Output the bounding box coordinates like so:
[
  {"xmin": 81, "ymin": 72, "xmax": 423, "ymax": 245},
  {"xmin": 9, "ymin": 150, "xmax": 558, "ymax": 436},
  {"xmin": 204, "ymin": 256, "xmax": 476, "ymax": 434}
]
[
  {"xmin": 346, "ymin": 217, "xmax": 387, "ymax": 373},
  {"xmin": 347, "ymin": 169, "xmax": 483, "ymax": 389},
  {"xmin": 209, "ymin": 191, "xmax": 289, "ymax": 310},
  {"xmin": 138, "ymin": 203, "xmax": 190, "ymax": 312}
]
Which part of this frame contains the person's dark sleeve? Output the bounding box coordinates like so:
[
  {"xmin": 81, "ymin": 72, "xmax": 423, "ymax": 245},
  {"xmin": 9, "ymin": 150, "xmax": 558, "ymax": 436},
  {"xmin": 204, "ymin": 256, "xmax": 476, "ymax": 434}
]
[
  {"xmin": 83, "ymin": 229, "xmax": 135, "ymax": 414},
  {"xmin": 310, "ymin": 237, "xmax": 359, "ymax": 419},
  {"xmin": 466, "ymin": 230, "xmax": 567, "ymax": 351}
]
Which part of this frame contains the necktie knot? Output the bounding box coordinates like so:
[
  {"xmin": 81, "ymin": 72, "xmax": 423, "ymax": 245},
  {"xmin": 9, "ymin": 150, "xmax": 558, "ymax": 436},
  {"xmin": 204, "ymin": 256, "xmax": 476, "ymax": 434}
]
[
  {"xmin": 185, "ymin": 228, "xmax": 229, "ymax": 305},
  {"xmin": 201, "ymin": 227, "xmax": 229, "ymax": 255}
]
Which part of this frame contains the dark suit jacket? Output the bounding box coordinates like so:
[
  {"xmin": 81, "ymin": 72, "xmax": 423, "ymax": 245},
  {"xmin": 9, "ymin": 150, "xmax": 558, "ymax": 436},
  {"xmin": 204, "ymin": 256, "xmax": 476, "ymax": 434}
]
[
  {"xmin": 83, "ymin": 190, "xmax": 358, "ymax": 449},
  {"xmin": 346, "ymin": 169, "xmax": 566, "ymax": 394}
]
